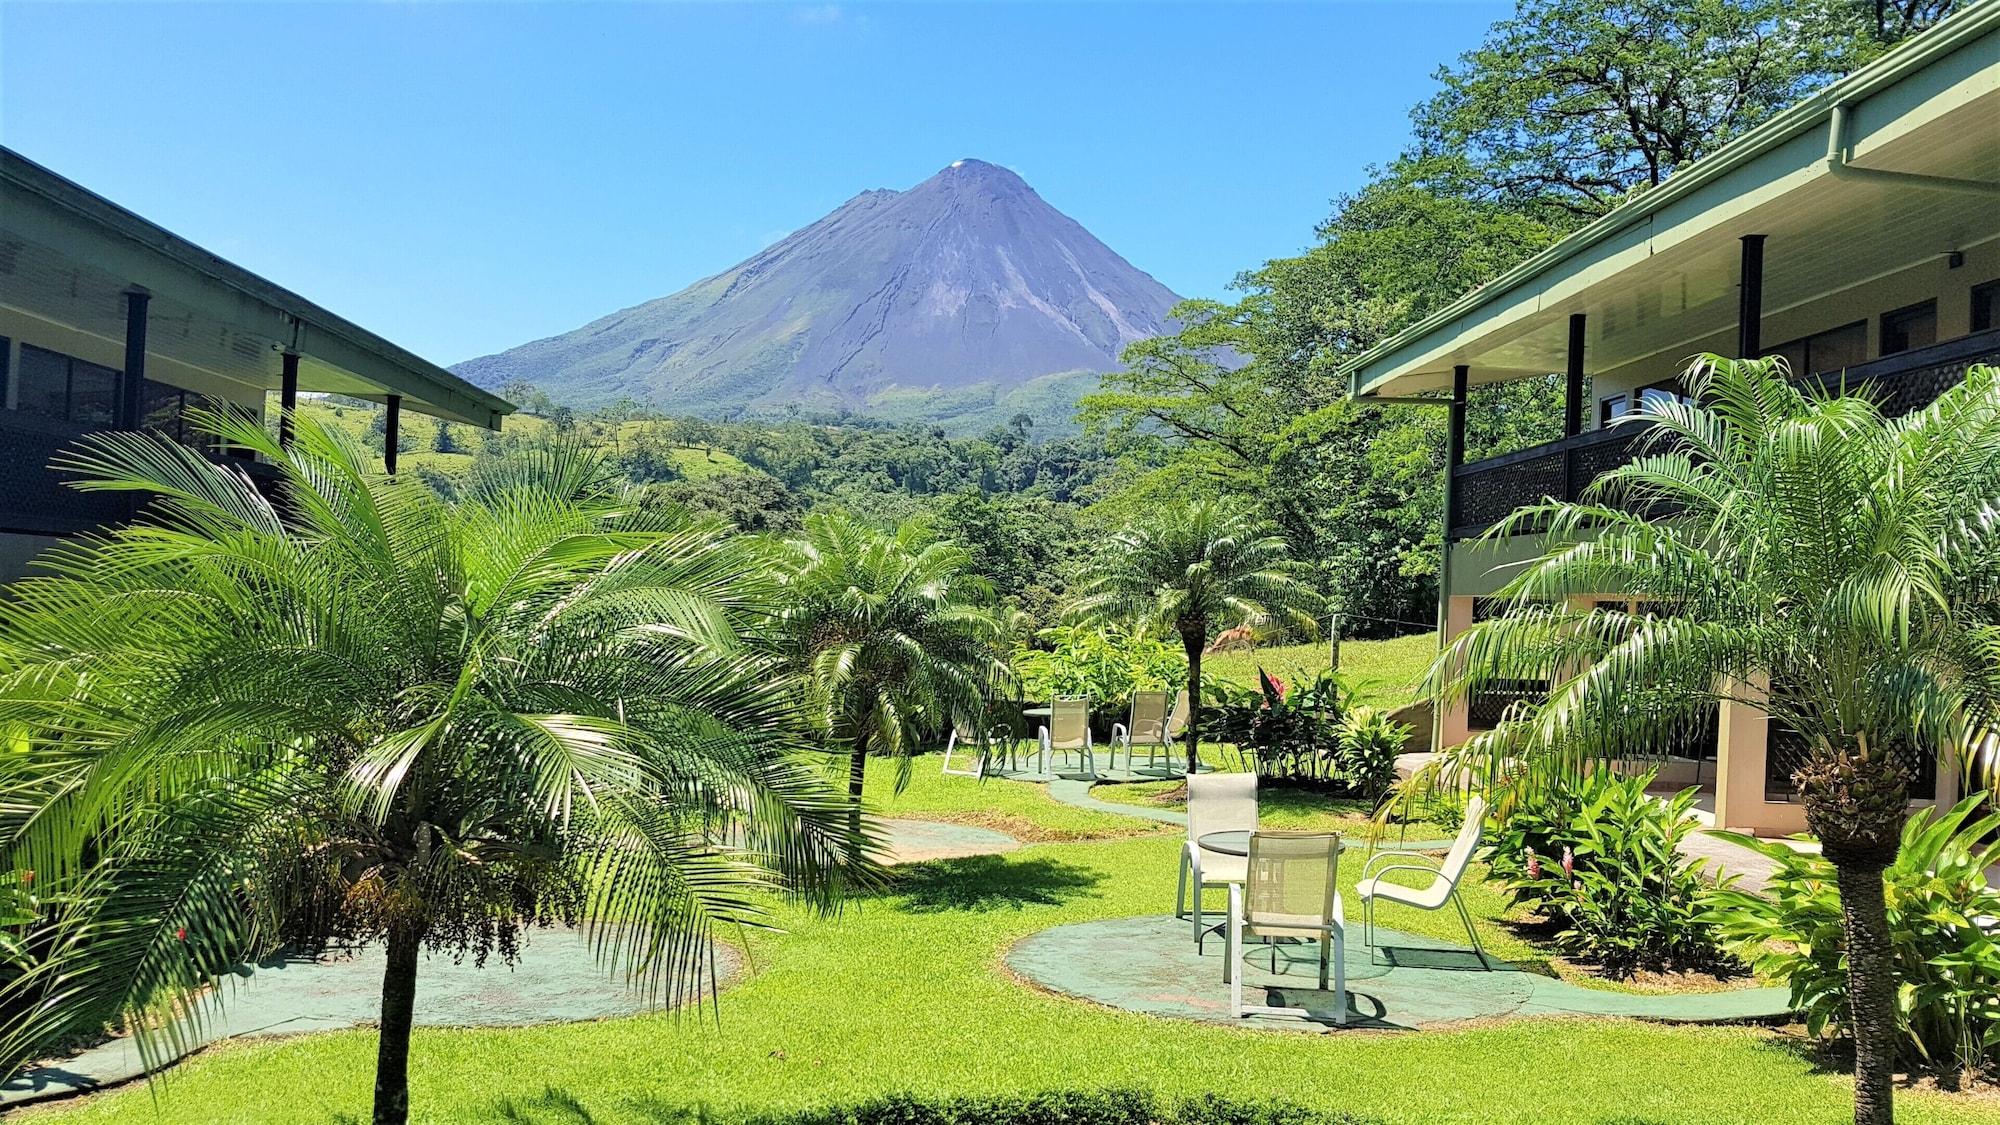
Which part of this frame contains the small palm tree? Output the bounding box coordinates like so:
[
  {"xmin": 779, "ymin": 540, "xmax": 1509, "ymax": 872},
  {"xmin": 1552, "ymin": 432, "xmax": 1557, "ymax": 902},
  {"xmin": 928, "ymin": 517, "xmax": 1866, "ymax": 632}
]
[
  {"xmin": 1427, "ymin": 357, "xmax": 2000, "ymax": 1125},
  {"xmin": 773, "ymin": 514, "xmax": 1008, "ymax": 801},
  {"xmin": 0, "ymin": 414, "xmax": 864, "ymax": 1125},
  {"xmin": 1075, "ymin": 500, "xmax": 1319, "ymax": 773}
]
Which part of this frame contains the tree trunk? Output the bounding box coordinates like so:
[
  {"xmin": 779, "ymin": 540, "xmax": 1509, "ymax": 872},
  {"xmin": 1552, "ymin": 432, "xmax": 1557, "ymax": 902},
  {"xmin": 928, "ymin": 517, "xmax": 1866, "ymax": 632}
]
[
  {"xmin": 1181, "ymin": 624, "xmax": 1204, "ymax": 776},
  {"xmin": 1832, "ymin": 856, "xmax": 1897, "ymax": 1125},
  {"xmin": 847, "ymin": 729, "xmax": 869, "ymax": 800},
  {"xmin": 372, "ymin": 924, "xmax": 424, "ymax": 1125},
  {"xmin": 1796, "ymin": 742, "xmax": 1909, "ymax": 1125}
]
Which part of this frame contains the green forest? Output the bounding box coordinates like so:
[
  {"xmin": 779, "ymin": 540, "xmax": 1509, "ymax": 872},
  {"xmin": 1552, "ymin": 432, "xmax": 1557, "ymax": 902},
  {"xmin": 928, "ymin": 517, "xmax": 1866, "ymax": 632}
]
[{"xmin": 316, "ymin": 0, "xmax": 1961, "ymax": 640}]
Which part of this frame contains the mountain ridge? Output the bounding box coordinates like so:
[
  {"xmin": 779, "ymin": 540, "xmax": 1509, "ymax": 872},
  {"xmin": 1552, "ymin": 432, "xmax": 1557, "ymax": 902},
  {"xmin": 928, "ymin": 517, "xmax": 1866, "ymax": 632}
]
[{"xmin": 453, "ymin": 159, "xmax": 1181, "ymax": 431}]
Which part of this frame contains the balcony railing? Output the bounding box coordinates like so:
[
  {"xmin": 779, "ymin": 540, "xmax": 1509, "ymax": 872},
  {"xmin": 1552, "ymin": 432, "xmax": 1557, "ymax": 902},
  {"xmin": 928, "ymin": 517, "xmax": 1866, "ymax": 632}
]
[
  {"xmin": 1, "ymin": 412, "xmax": 278, "ymax": 538},
  {"xmin": 1449, "ymin": 327, "xmax": 2000, "ymax": 540}
]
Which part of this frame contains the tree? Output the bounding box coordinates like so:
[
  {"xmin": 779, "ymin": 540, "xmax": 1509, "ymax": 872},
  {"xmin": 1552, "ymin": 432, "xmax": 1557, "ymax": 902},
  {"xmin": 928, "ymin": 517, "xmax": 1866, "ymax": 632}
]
[
  {"xmin": 1074, "ymin": 501, "xmax": 1320, "ymax": 772},
  {"xmin": 0, "ymin": 413, "xmax": 864, "ymax": 1125},
  {"xmin": 1411, "ymin": 0, "xmax": 1961, "ymax": 217},
  {"xmin": 1426, "ymin": 358, "xmax": 2000, "ymax": 1125},
  {"xmin": 773, "ymin": 515, "xmax": 1008, "ymax": 801}
]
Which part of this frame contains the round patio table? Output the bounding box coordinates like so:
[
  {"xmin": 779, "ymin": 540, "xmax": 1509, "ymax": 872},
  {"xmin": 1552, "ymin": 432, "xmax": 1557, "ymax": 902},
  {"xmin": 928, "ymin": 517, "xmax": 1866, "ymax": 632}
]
[
  {"xmin": 1022, "ymin": 707, "xmax": 1052, "ymax": 720},
  {"xmin": 1197, "ymin": 830, "xmax": 1251, "ymax": 856}
]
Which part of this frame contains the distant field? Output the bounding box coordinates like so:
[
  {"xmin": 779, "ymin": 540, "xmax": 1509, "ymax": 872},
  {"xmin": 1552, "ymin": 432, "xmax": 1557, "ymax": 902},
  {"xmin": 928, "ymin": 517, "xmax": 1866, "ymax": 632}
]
[
  {"xmin": 1201, "ymin": 632, "xmax": 1436, "ymax": 710},
  {"xmin": 293, "ymin": 398, "xmax": 747, "ymax": 480}
]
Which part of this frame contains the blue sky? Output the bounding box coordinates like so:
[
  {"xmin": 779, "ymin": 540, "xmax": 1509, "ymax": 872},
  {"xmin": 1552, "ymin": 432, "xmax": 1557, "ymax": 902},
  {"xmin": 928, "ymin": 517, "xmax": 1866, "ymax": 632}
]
[{"xmin": 1, "ymin": 2, "xmax": 1508, "ymax": 366}]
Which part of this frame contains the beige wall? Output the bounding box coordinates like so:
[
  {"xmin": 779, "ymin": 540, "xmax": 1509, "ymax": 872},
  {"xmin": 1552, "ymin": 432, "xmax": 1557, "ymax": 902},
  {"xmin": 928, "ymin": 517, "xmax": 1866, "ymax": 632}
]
[{"xmin": 1589, "ymin": 236, "xmax": 2000, "ymax": 415}]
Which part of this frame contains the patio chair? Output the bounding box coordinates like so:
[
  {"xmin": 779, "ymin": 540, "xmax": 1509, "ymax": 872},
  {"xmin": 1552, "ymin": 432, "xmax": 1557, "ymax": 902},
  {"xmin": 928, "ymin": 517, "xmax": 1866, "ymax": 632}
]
[
  {"xmin": 1111, "ymin": 690, "xmax": 1171, "ymax": 773},
  {"xmin": 1177, "ymin": 772, "xmax": 1255, "ymax": 950},
  {"xmin": 1226, "ymin": 830, "xmax": 1346, "ymax": 1024},
  {"xmin": 941, "ymin": 715, "xmax": 1008, "ymax": 778},
  {"xmin": 1355, "ymin": 795, "xmax": 1489, "ymax": 968},
  {"xmin": 1038, "ymin": 696, "xmax": 1094, "ymax": 776}
]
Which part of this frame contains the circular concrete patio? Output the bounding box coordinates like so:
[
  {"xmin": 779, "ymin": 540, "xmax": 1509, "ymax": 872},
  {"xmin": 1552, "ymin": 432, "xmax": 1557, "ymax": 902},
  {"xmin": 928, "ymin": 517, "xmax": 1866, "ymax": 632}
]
[{"xmin": 1006, "ymin": 914, "xmax": 1792, "ymax": 1032}]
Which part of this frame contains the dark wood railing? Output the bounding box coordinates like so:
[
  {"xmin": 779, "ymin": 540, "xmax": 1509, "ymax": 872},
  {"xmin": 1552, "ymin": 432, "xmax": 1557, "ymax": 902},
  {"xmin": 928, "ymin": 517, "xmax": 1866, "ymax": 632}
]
[
  {"xmin": 1449, "ymin": 328, "xmax": 2000, "ymax": 540},
  {"xmin": 1, "ymin": 412, "xmax": 278, "ymax": 537}
]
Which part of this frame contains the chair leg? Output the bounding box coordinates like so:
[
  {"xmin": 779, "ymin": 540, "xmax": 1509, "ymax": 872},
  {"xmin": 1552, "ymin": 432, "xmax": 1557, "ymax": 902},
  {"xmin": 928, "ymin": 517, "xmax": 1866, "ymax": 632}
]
[
  {"xmin": 1227, "ymin": 885, "xmax": 1243, "ymax": 1014},
  {"xmin": 1452, "ymin": 889, "xmax": 1490, "ymax": 969},
  {"xmin": 1333, "ymin": 932, "xmax": 1347, "ymax": 1026},
  {"xmin": 1174, "ymin": 850, "xmax": 1189, "ymax": 920},
  {"xmin": 1363, "ymin": 895, "xmax": 1379, "ymax": 967}
]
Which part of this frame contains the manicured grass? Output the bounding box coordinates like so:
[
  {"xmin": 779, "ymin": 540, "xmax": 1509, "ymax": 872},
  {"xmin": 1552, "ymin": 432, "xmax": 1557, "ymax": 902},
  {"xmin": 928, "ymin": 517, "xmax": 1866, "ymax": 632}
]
[
  {"xmin": 864, "ymin": 754, "xmax": 1161, "ymax": 842},
  {"xmin": 29, "ymin": 766, "xmax": 1994, "ymax": 1124},
  {"xmin": 1090, "ymin": 779, "xmax": 1451, "ymax": 843},
  {"xmin": 1202, "ymin": 633, "xmax": 1437, "ymax": 711}
]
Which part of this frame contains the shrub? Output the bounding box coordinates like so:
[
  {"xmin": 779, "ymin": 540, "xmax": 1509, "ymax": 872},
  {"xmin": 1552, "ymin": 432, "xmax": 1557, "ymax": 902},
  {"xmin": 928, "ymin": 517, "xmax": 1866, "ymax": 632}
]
[
  {"xmin": 1012, "ymin": 624, "xmax": 1182, "ymax": 709},
  {"xmin": 744, "ymin": 1088, "xmax": 1382, "ymax": 1125},
  {"xmin": 1484, "ymin": 769, "xmax": 1736, "ymax": 977},
  {"xmin": 1333, "ymin": 708, "xmax": 1408, "ymax": 800},
  {"xmin": 1701, "ymin": 795, "xmax": 2000, "ymax": 1079}
]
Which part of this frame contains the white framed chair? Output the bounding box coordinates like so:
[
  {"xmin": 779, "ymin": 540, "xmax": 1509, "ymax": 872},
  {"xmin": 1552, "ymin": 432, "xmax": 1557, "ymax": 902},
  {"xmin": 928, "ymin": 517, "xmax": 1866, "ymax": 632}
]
[
  {"xmin": 1226, "ymin": 830, "xmax": 1346, "ymax": 1025},
  {"xmin": 1111, "ymin": 690, "xmax": 1171, "ymax": 773},
  {"xmin": 1356, "ymin": 795, "xmax": 1490, "ymax": 968},
  {"xmin": 1176, "ymin": 772, "xmax": 1255, "ymax": 950},
  {"xmin": 1038, "ymin": 696, "xmax": 1094, "ymax": 775},
  {"xmin": 941, "ymin": 716, "xmax": 1007, "ymax": 778}
]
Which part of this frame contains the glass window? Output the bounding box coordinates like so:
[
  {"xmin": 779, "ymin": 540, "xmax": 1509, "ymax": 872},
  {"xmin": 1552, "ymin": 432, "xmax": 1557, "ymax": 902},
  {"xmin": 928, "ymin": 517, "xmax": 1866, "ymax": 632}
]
[
  {"xmin": 1599, "ymin": 393, "xmax": 1630, "ymax": 425},
  {"xmin": 1766, "ymin": 320, "xmax": 1866, "ymax": 377},
  {"xmin": 17, "ymin": 345, "xmax": 71, "ymax": 419},
  {"xmin": 1880, "ymin": 300, "xmax": 1937, "ymax": 355},
  {"xmin": 1973, "ymin": 279, "xmax": 1999, "ymax": 334},
  {"xmin": 68, "ymin": 359, "xmax": 119, "ymax": 427}
]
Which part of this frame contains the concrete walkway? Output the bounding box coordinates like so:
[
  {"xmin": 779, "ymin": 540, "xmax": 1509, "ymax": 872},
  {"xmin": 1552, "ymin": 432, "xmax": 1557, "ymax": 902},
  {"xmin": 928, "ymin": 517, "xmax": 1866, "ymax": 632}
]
[
  {"xmin": 1008, "ymin": 914, "xmax": 1791, "ymax": 1032},
  {"xmin": 2, "ymin": 816, "xmax": 1019, "ymax": 1109},
  {"xmin": 1, "ymin": 929, "xmax": 743, "ymax": 1108}
]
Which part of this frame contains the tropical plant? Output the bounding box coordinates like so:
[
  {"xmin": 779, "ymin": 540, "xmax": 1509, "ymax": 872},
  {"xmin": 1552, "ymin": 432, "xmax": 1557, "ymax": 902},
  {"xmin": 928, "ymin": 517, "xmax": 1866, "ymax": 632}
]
[
  {"xmin": 1074, "ymin": 500, "xmax": 1320, "ymax": 773},
  {"xmin": 1010, "ymin": 623, "xmax": 1184, "ymax": 708},
  {"xmin": 1332, "ymin": 708, "xmax": 1409, "ymax": 801},
  {"xmin": 773, "ymin": 514, "xmax": 1009, "ymax": 801},
  {"xmin": 1423, "ymin": 357, "xmax": 2000, "ymax": 1121},
  {"xmin": 1495, "ymin": 771, "xmax": 1733, "ymax": 977},
  {"xmin": 0, "ymin": 413, "xmax": 866, "ymax": 1125},
  {"xmin": 1702, "ymin": 795, "xmax": 2000, "ymax": 1081}
]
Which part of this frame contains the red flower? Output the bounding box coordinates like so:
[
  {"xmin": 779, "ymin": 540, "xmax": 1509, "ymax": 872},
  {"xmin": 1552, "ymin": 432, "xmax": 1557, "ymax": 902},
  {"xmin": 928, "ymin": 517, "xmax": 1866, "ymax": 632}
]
[
  {"xmin": 1561, "ymin": 846, "xmax": 1575, "ymax": 880},
  {"xmin": 176, "ymin": 927, "xmax": 187, "ymax": 942},
  {"xmin": 18, "ymin": 870, "xmax": 31, "ymax": 885},
  {"xmin": 1524, "ymin": 849, "xmax": 1542, "ymax": 880}
]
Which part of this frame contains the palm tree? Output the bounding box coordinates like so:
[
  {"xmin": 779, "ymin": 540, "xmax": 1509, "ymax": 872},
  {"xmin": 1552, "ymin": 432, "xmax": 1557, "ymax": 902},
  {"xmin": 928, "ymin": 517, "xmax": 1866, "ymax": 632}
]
[
  {"xmin": 773, "ymin": 514, "xmax": 1008, "ymax": 801},
  {"xmin": 1425, "ymin": 357, "xmax": 2000, "ymax": 1125},
  {"xmin": 0, "ymin": 413, "xmax": 865, "ymax": 1125},
  {"xmin": 1075, "ymin": 500, "xmax": 1319, "ymax": 774}
]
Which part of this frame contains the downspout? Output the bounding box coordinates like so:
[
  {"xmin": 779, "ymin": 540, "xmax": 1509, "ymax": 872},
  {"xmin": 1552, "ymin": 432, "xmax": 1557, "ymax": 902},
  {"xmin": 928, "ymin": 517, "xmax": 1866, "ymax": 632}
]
[{"xmin": 1825, "ymin": 103, "xmax": 2000, "ymax": 197}]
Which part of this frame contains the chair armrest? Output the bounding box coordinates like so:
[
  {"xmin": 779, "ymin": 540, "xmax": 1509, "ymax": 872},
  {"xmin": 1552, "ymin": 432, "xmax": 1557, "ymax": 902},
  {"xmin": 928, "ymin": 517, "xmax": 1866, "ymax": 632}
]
[
  {"xmin": 1111, "ymin": 723, "xmax": 1129, "ymax": 746},
  {"xmin": 1361, "ymin": 849, "xmax": 1443, "ymax": 878},
  {"xmin": 1359, "ymin": 863, "xmax": 1449, "ymax": 897}
]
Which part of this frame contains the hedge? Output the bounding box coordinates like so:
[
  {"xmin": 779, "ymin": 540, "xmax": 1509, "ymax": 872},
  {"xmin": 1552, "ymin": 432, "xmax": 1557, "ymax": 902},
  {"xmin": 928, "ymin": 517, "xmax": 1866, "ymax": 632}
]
[{"xmin": 742, "ymin": 1088, "xmax": 1383, "ymax": 1125}]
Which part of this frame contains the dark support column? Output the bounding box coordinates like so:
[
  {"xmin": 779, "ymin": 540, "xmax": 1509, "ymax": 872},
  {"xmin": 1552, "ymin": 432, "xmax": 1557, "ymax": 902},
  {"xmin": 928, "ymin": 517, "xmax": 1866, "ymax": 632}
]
[
  {"xmin": 1737, "ymin": 235, "xmax": 1766, "ymax": 359},
  {"xmin": 1564, "ymin": 313, "xmax": 1586, "ymax": 499},
  {"xmin": 1435, "ymin": 364, "xmax": 1471, "ymax": 758},
  {"xmin": 1564, "ymin": 313, "xmax": 1586, "ymax": 437},
  {"xmin": 119, "ymin": 289, "xmax": 150, "ymax": 429},
  {"xmin": 278, "ymin": 351, "xmax": 300, "ymax": 450},
  {"xmin": 384, "ymin": 394, "xmax": 401, "ymax": 474}
]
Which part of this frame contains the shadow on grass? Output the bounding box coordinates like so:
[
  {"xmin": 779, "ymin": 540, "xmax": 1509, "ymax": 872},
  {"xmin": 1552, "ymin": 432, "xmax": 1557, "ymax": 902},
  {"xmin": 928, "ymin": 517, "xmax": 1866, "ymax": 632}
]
[
  {"xmin": 481, "ymin": 1088, "xmax": 726, "ymax": 1123},
  {"xmin": 889, "ymin": 854, "xmax": 1104, "ymax": 913}
]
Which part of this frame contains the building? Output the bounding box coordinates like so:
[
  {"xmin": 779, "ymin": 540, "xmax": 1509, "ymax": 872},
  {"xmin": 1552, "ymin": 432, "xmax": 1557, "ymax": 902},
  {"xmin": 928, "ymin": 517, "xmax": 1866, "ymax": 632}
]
[
  {"xmin": 1, "ymin": 146, "xmax": 514, "ymax": 582},
  {"xmin": 1342, "ymin": 5, "xmax": 2000, "ymax": 834}
]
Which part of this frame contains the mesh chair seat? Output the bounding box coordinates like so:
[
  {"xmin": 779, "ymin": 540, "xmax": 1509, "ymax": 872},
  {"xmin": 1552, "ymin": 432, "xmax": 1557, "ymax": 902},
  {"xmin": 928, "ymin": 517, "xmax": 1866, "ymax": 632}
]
[{"xmin": 1228, "ymin": 829, "xmax": 1347, "ymax": 1025}]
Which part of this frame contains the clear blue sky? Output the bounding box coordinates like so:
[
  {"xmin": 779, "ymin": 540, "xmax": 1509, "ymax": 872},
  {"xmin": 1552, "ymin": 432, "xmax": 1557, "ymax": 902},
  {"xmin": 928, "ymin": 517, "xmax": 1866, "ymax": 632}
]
[{"xmin": 1, "ymin": 2, "xmax": 1507, "ymax": 366}]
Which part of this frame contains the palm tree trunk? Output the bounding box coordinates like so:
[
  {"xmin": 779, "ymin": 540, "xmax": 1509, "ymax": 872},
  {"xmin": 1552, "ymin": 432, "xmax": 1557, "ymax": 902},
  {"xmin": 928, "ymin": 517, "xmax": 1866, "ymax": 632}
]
[
  {"xmin": 372, "ymin": 924, "xmax": 424, "ymax": 1125},
  {"xmin": 1181, "ymin": 625, "xmax": 1204, "ymax": 776},
  {"xmin": 1832, "ymin": 855, "xmax": 1897, "ymax": 1125},
  {"xmin": 847, "ymin": 729, "xmax": 870, "ymax": 801}
]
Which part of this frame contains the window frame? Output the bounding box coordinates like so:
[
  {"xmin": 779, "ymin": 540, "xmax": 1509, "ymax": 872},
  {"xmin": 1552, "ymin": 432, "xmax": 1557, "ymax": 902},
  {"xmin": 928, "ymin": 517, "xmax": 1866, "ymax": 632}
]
[{"xmin": 1879, "ymin": 298, "xmax": 1939, "ymax": 356}]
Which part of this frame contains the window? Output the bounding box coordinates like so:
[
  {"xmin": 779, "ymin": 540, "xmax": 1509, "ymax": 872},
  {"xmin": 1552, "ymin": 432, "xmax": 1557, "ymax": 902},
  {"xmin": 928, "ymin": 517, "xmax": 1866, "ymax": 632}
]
[
  {"xmin": 1766, "ymin": 320, "xmax": 1867, "ymax": 377},
  {"xmin": 15, "ymin": 344, "xmax": 122, "ymax": 426},
  {"xmin": 1598, "ymin": 393, "xmax": 1629, "ymax": 425},
  {"xmin": 1973, "ymin": 279, "xmax": 2000, "ymax": 333},
  {"xmin": 1880, "ymin": 300, "xmax": 1937, "ymax": 356}
]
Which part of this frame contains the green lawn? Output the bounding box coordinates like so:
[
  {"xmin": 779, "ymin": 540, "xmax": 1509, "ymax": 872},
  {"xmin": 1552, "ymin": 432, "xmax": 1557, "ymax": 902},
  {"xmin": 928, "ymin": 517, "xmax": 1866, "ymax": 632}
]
[
  {"xmin": 1202, "ymin": 633, "xmax": 1437, "ymax": 711},
  {"xmin": 29, "ymin": 761, "xmax": 1994, "ymax": 1125},
  {"xmin": 864, "ymin": 754, "xmax": 1162, "ymax": 841},
  {"xmin": 1090, "ymin": 778, "xmax": 1451, "ymax": 842}
]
